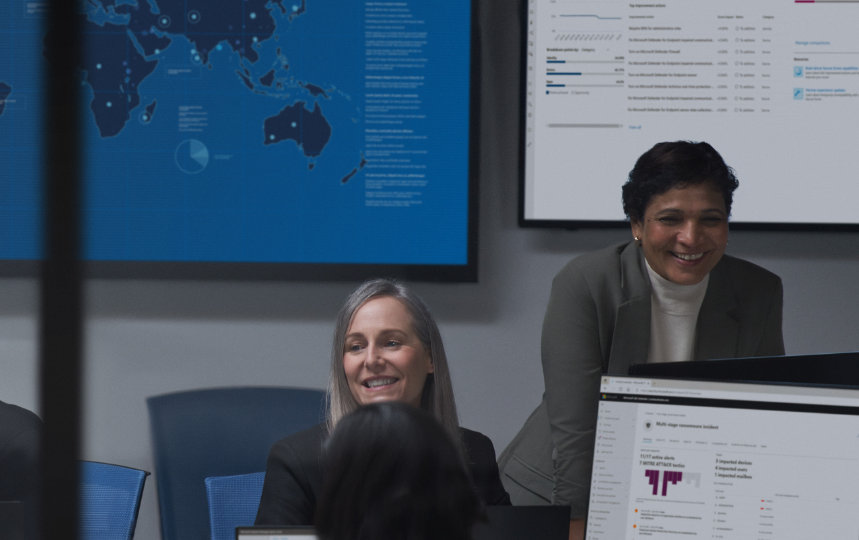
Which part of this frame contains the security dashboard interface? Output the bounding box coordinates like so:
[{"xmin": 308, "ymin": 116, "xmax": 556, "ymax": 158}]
[
  {"xmin": 587, "ymin": 376, "xmax": 859, "ymax": 539},
  {"xmin": 522, "ymin": 0, "xmax": 859, "ymax": 227}
]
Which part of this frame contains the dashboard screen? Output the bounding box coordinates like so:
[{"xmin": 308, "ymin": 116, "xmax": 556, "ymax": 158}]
[
  {"xmin": 588, "ymin": 376, "xmax": 859, "ymax": 538},
  {"xmin": 521, "ymin": 0, "xmax": 859, "ymax": 230}
]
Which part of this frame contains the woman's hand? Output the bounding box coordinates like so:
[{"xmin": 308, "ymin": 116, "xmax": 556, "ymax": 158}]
[{"xmin": 569, "ymin": 518, "xmax": 585, "ymax": 540}]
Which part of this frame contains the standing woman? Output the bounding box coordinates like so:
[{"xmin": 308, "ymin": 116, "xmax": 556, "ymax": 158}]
[
  {"xmin": 256, "ymin": 279, "xmax": 510, "ymax": 526},
  {"xmin": 499, "ymin": 141, "xmax": 784, "ymax": 539}
]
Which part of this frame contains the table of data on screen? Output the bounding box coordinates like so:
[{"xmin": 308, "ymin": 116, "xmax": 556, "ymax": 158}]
[{"xmin": 523, "ymin": 0, "xmax": 859, "ymax": 226}]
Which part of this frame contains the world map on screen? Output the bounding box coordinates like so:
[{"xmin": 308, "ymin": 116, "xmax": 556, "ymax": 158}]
[
  {"xmin": 66, "ymin": 1, "xmax": 343, "ymax": 166},
  {"xmin": 0, "ymin": 0, "xmax": 471, "ymax": 267}
]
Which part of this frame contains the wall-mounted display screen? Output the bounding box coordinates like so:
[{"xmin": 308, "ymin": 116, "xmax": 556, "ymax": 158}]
[
  {"xmin": 0, "ymin": 0, "xmax": 478, "ymax": 281},
  {"xmin": 521, "ymin": 0, "xmax": 859, "ymax": 230}
]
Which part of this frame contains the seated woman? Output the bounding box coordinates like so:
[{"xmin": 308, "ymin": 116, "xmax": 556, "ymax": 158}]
[
  {"xmin": 0, "ymin": 400, "xmax": 41, "ymax": 539},
  {"xmin": 498, "ymin": 141, "xmax": 785, "ymax": 539},
  {"xmin": 315, "ymin": 401, "xmax": 483, "ymax": 540},
  {"xmin": 256, "ymin": 278, "xmax": 510, "ymax": 525}
]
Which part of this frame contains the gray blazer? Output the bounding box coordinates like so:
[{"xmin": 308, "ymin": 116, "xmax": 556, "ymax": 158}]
[{"xmin": 498, "ymin": 242, "xmax": 784, "ymax": 517}]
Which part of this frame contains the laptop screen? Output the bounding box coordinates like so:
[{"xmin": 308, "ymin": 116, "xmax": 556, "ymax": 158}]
[
  {"xmin": 239, "ymin": 507, "xmax": 569, "ymax": 540},
  {"xmin": 629, "ymin": 351, "xmax": 859, "ymax": 387},
  {"xmin": 473, "ymin": 505, "xmax": 569, "ymax": 540},
  {"xmin": 586, "ymin": 376, "xmax": 859, "ymax": 539},
  {"xmin": 236, "ymin": 527, "xmax": 318, "ymax": 540}
]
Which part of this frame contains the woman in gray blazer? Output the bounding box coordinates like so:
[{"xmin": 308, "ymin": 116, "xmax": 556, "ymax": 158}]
[{"xmin": 499, "ymin": 141, "xmax": 785, "ymax": 540}]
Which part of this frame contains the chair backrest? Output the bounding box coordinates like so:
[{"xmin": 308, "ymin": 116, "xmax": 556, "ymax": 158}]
[
  {"xmin": 146, "ymin": 386, "xmax": 326, "ymax": 540},
  {"xmin": 79, "ymin": 460, "xmax": 149, "ymax": 540},
  {"xmin": 205, "ymin": 471, "xmax": 266, "ymax": 540}
]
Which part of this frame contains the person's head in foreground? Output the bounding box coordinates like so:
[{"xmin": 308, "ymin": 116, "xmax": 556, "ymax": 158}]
[
  {"xmin": 315, "ymin": 401, "xmax": 483, "ymax": 540},
  {"xmin": 326, "ymin": 278, "xmax": 459, "ymax": 440},
  {"xmin": 622, "ymin": 140, "xmax": 738, "ymax": 285}
]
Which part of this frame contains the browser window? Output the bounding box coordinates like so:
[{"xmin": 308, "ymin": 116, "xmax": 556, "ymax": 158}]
[{"xmin": 586, "ymin": 376, "xmax": 859, "ymax": 539}]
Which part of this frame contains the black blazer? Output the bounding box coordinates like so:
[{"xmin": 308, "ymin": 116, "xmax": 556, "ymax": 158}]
[{"xmin": 255, "ymin": 423, "xmax": 511, "ymax": 525}]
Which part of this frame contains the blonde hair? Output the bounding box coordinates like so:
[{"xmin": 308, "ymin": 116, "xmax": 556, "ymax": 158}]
[{"xmin": 326, "ymin": 279, "xmax": 460, "ymax": 443}]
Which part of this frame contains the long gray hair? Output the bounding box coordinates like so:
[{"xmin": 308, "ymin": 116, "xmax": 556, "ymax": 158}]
[{"xmin": 326, "ymin": 279, "xmax": 461, "ymax": 443}]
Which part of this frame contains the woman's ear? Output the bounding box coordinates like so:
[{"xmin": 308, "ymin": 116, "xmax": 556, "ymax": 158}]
[{"xmin": 630, "ymin": 220, "xmax": 643, "ymax": 244}]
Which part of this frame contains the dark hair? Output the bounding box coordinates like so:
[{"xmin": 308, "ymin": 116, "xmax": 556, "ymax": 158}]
[
  {"xmin": 326, "ymin": 279, "xmax": 460, "ymax": 444},
  {"xmin": 621, "ymin": 141, "xmax": 739, "ymax": 222},
  {"xmin": 315, "ymin": 402, "xmax": 483, "ymax": 540}
]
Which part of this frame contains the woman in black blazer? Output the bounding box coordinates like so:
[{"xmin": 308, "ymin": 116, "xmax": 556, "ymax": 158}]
[{"xmin": 256, "ymin": 279, "xmax": 510, "ymax": 526}]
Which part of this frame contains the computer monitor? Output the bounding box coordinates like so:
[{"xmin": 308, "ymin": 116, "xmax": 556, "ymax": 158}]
[
  {"xmin": 235, "ymin": 527, "xmax": 317, "ymax": 540},
  {"xmin": 629, "ymin": 351, "xmax": 859, "ymax": 387},
  {"xmin": 473, "ymin": 505, "xmax": 569, "ymax": 540},
  {"xmin": 585, "ymin": 375, "xmax": 859, "ymax": 538},
  {"xmin": 237, "ymin": 507, "xmax": 570, "ymax": 540}
]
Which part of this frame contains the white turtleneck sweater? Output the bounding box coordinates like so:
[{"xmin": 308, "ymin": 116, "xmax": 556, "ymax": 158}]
[{"xmin": 645, "ymin": 261, "xmax": 709, "ymax": 364}]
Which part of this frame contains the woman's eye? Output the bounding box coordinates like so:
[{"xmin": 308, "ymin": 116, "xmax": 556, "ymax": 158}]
[
  {"xmin": 385, "ymin": 340, "xmax": 401, "ymax": 348},
  {"xmin": 657, "ymin": 216, "xmax": 681, "ymax": 225},
  {"xmin": 347, "ymin": 343, "xmax": 363, "ymax": 352},
  {"xmin": 701, "ymin": 216, "xmax": 725, "ymax": 226}
]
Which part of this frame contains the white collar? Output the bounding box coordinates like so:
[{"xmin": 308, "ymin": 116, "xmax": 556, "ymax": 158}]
[{"xmin": 645, "ymin": 260, "xmax": 709, "ymax": 314}]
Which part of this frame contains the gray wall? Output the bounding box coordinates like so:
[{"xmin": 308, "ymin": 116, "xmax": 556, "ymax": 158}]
[{"xmin": 2, "ymin": 1, "xmax": 858, "ymax": 538}]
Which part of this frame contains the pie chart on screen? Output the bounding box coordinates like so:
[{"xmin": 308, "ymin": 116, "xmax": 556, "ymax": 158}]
[{"xmin": 175, "ymin": 138, "xmax": 209, "ymax": 174}]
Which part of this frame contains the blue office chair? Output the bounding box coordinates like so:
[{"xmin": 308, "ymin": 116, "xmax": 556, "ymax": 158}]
[
  {"xmin": 146, "ymin": 386, "xmax": 326, "ymax": 540},
  {"xmin": 205, "ymin": 471, "xmax": 266, "ymax": 540},
  {"xmin": 79, "ymin": 460, "xmax": 149, "ymax": 540}
]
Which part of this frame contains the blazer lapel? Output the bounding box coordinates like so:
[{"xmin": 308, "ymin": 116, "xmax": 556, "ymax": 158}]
[
  {"xmin": 608, "ymin": 243, "xmax": 651, "ymax": 374},
  {"xmin": 694, "ymin": 261, "xmax": 740, "ymax": 360}
]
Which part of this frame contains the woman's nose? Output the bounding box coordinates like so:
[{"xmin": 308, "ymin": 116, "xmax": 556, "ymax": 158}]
[
  {"xmin": 364, "ymin": 344, "xmax": 385, "ymax": 368},
  {"xmin": 677, "ymin": 219, "xmax": 702, "ymax": 244}
]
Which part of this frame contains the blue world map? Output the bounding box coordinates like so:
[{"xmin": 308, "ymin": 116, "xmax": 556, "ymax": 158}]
[{"xmin": 0, "ymin": 1, "xmax": 471, "ymax": 266}]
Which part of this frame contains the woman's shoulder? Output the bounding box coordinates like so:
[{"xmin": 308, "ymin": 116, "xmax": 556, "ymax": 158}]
[
  {"xmin": 716, "ymin": 253, "xmax": 782, "ymax": 287},
  {"xmin": 269, "ymin": 423, "xmax": 328, "ymax": 458},
  {"xmin": 0, "ymin": 401, "xmax": 42, "ymax": 433},
  {"xmin": 555, "ymin": 241, "xmax": 633, "ymax": 278},
  {"xmin": 551, "ymin": 242, "xmax": 639, "ymax": 295},
  {"xmin": 561, "ymin": 242, "xmax": 627, "ymax": 268},
  {"xmin": 458, "ymin": 427, "xmax": 513, "ymax": 505},
  {"xmin": 458, "ymin": 426, "xmax": 491, "ymax": 443},
  {"xmin": 457, "ymin": 427, "xmax": 498, "ymax": 458}
]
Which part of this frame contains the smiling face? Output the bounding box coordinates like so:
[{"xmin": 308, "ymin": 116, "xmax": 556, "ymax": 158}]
[
  {"xmin": 343, "ymin": 296, "xmax": 434, "ymax": 408},
  {"xmin": 631, "ymin": 183, "xmax": 729, "ymax": 285}
]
